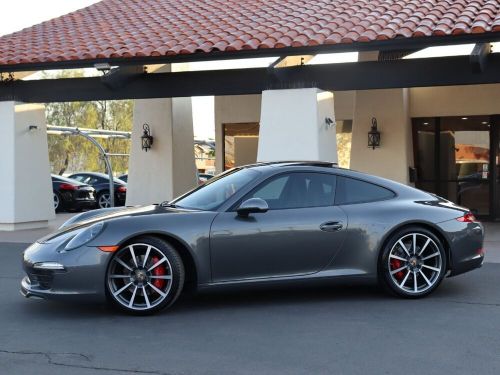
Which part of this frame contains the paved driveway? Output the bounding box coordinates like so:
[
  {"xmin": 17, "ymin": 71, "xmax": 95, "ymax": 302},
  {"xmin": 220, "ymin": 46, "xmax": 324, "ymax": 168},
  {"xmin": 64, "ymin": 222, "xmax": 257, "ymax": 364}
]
[{"xmin": 1, "ymin": 241, "xmax": 499, "ymax": 375}]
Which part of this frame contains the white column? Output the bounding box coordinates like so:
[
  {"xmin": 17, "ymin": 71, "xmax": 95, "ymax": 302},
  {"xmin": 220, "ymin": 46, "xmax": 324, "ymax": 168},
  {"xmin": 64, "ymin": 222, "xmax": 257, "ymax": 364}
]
[
  {"xmin": 350, "ymin": 88, "xmax": 413, "ymax": 184},
  {"xmin": 257, "ymin": 88, "xmax": 337, "ymax": 163},
  {"xmin": 126, "ymin": 98, "xmax": 197, "ymax": 206},
  {"xmin": 0, "ymin": 102, "xmax": 54, "ymax": 230}
]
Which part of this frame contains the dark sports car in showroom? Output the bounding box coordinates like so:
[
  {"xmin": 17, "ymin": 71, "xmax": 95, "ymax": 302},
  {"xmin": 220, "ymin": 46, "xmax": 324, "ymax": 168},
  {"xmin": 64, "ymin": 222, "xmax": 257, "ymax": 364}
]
[
  {"xmin": 52, "ymin": 174, "xmax": 96, "ymax": 212},
  {"xmin": 22, "ymin": 162, "xmax": 484, "ymax": 315}
]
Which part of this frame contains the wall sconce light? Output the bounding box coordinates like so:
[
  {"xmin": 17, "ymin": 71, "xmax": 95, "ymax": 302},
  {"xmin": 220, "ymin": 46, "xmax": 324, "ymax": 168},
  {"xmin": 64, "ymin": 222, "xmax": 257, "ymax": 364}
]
[
  {"xmin": 141, "ymin": 123, "xmax": 154, "ymax": 152},
  {"xmin": 28, "ymin": 125, "xmax": 39, "ymax": 131},
  {"xmin": 368, "ymin": 117, "xmax": 381, "ymax": 150},
  {"xmin": 325, "ymin": 117, "xmax": 336, "ymax": 130}
]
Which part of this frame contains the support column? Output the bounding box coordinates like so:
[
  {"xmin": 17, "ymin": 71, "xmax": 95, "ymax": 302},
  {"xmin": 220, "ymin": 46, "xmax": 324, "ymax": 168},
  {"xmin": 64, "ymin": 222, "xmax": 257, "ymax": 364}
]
[
  {"xmin": 350, "ymin": 88, "xmax": 413, "ymax": 184},
  {"xmin": 257, "ymin": 88, "xmax": 337, "ymax": 163},
  {"xmin": 0, "ymin": 102, "xmax": 54, "ymax": 230},
  {"xmin": 126, "ymin": 97, "xmax": 197, "ymax": 205}
]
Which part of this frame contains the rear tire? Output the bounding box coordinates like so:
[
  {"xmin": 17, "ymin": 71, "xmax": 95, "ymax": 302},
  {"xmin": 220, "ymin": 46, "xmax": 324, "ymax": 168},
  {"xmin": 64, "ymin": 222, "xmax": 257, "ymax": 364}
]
[
  {"xmin": 378, "ymin": 226, "xmax": 447, "ymax": 298},
  {"xmin": 54, "ymin": 192, "xmax": 64, "ymax": 212},
  {"xmin": 106, "ymin": 236, "xmax": 185, "ymax": 315},
  {"xmin": 97, "ymin": 191, "xmax": 111, "ymax": 209}
]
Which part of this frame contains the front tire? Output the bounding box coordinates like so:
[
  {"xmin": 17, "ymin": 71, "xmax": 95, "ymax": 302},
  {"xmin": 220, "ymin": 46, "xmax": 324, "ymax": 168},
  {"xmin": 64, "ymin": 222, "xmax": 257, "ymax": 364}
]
[
  {"xmin": 379, "ymin": 227, "xmax": 447, "ymax": 298},
  {"xmin": 106, "ymin": 236, "xmax": 185, "ymax": 315}
]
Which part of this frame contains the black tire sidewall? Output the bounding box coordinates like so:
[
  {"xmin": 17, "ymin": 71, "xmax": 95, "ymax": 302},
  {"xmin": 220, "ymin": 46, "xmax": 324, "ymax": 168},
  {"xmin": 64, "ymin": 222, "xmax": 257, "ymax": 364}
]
[
  {"xmin": 379, "ymin": 226, "xmax": 447, "ymax": 298},
  {"xmin": 54, "ymin": 192, "xmax": 64, "ymax": 212},
  {"xmin": 106, "ymin": 236, "xmax": 185, "ymax": 315}
]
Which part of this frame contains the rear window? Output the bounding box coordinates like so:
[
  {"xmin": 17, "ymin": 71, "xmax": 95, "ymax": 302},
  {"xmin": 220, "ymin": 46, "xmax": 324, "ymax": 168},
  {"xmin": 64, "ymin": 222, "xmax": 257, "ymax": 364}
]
[{"xmin": 335, "ymin": 176, "xmax": 395, "ymax": 205}]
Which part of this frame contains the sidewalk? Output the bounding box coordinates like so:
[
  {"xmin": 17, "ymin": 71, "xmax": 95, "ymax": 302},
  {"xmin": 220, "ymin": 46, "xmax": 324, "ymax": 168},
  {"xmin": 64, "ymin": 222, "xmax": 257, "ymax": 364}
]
[{"xmin": 1, "ymin": 213, "xmax": 499, "ymax": 263}]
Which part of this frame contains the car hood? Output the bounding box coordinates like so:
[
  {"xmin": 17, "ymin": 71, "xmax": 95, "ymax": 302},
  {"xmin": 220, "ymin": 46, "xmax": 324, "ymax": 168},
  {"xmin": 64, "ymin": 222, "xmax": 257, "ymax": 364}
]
[{"xmin": 38, "ymin": 204, "xmax": 199, "ymax": 243}]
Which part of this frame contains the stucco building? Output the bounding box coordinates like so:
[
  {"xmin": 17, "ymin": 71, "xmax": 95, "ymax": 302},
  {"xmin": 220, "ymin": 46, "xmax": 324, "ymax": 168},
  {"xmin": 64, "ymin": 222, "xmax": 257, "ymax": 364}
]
[{"xmin": 1, "ymin": 0, "xmax": 500, "ymax": 229}]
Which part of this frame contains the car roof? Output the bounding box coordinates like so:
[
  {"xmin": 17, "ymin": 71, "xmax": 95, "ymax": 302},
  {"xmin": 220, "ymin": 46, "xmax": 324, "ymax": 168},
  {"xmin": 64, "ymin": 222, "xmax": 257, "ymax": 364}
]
[
  {"xmin": 51, "ymin": 174, "xmax": 87, "ymax": 185},
  {"xmin": 69, "ymin": 172, "xmax": 126, "ymax": 184}
]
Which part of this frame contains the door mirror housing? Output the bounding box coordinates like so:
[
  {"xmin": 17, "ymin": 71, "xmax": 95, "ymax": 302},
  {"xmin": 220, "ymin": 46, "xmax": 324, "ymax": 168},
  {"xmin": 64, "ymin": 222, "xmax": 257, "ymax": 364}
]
[{"xmin": 237, "ymin": 198, "xmax": 269, "ymax": 217}]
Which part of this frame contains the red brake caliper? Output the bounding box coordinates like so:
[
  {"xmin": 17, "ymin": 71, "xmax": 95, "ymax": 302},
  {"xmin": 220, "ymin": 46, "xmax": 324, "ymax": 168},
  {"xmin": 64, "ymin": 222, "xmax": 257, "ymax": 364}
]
[
  {"xmin": 151, "ymin": 256, "xmax": 166, "ymax": 289},
  {"xmin": 390, "ymin": 259, "xmax": 404, "ymax": 281}
]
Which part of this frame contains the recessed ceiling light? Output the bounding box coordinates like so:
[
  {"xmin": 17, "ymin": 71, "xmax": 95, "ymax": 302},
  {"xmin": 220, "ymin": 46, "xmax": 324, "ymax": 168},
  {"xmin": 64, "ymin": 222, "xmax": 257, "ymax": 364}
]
[
  {"xmin": 423, "ymin": 122, "xmax": 429, "ymax": 125},
  {"xmin": 461, "ymin": 117, "xmax": 468, "ymax": 120},
  {"xmin": 482, "ymin": 121, "xmax": 488, "ymax": 125}
]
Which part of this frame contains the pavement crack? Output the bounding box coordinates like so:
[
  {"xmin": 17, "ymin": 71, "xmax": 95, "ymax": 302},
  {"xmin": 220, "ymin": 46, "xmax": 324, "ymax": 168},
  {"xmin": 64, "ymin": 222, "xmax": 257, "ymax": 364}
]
[{"xmin": 0, "ymin": 349, "xmax": 178, "ymax": 375}]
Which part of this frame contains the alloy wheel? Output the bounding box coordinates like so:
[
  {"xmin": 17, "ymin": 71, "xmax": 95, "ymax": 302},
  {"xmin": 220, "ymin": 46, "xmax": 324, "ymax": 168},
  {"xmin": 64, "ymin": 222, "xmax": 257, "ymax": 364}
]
[
  {"xmin": 387, "ymin": 233, "xmax": 443, "ymax": 294},
  {"xmin": 107, "ymin": 243, "xmax": 173, "ymax": 311},
  {"xmin": 98, "ymin": 193, "xmax": 111, "ymax": 208},
  {"xmin": 53, "ymin": 193, "xmax": 60, "ymax": 210}
]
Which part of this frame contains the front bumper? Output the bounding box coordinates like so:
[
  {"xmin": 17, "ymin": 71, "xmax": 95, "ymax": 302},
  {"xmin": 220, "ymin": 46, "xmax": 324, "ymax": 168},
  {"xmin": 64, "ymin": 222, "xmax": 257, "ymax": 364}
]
[{"xmin": 21, "ymin": 242, "xmax": 111, "ymax": 302}]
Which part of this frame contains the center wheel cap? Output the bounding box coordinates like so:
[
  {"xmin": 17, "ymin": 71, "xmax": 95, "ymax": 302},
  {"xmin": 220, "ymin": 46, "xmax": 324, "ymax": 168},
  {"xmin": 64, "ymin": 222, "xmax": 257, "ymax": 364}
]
[{"xmin": 132, "ymin": 269, "xmax": 148, "ymax": 285}]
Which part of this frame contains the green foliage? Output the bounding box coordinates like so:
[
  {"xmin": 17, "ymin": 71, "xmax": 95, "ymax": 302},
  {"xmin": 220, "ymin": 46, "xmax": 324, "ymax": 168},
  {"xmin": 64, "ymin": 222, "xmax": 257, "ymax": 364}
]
[{"xmin": 45, "ymin": 70, "xmax": 132, "ymax": 176}]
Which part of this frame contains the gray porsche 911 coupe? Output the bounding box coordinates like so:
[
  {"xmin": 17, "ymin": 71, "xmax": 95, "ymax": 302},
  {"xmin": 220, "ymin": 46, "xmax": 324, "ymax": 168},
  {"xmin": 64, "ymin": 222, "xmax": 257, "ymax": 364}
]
[{"xmin": 21, "ymin": 162, "xmax": 484, "ymax": 314}]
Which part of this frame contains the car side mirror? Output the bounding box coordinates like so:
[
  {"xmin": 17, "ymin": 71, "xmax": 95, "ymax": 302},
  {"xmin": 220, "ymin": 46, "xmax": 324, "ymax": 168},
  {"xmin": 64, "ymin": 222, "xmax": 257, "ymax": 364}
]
[{"xmin": 237, "ymin": 198, "xmax": 269, "ymax": 217}]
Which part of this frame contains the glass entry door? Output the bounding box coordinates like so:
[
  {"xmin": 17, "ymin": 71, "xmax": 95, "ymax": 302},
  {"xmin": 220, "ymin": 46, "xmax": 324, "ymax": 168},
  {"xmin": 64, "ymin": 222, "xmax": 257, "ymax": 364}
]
[{"xmin": 413, "ymin": 116, "xmax": 492, "ymax": 218}]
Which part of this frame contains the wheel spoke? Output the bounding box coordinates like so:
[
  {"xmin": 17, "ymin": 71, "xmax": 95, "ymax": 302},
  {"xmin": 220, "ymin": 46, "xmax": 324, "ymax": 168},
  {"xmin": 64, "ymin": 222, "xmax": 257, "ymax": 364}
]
[
  {"xmin": 109, "ymin": 274, "xmax": 130, "ymax": 279},
  {"xmin": 115, "ymin": 257, "xmax": 133, "ymax": 271},
  {"xmin": 418, "ymin": 238, "xmax": 431, "ymax": 256},
  {"xmin": 390, "ymin": 254, "xmax": 407, "ymax": 262},
  {"xmin": 142, "ymin": 246, "xmax": 151, "ymax": 268},
  {"xmin": 413, "ymin": 271, "xmax": 418, "ymax": 292},
  {"xmin": 412, "ymin": 234, "xmax": 417, "ymax": 255},
  {"xmin": 128, "ymin": 286, "xmax": 138, "ymax": 307},
  {"xmin": 148, "ymin": 257, "xmax": 167, "ymax": 272},
  {"xmin": 419, "ymin": 270, "xmax": 432, "ymax": 286},
  {"xmin": 113, "ymin": 282, "xmax": 132, "ymax": 297},
  {"xmin": 422, "ymin": 264, "xmax": 440, "ymax": 272},
  {"xmin": 149, "ymin": 275, "xmax": 172, "ymax": 280},
  {"xmin": 422, "ymin": 252, "xmax": 440, "ymax": 261},
  {"xmin": 391, "ymin": 265, "xmax": 407, "ymax": 275},
  {"xmin": 398, "ymin": 240, "xmax": 411, "ymax": 257},
  {"xmin": 142, "ymin": 286, "xmax": 151, "ymax": 308},
  {"xmin": 129, "ymin": 245, "xmax": 138, "ymax": 268},
  {"xmin": 399, "ymin": 270, "xmax": 411, "ymax": 287},
  {"xmin": 148, "ymin": 282, "xmax": 166, "ymax": 297}
]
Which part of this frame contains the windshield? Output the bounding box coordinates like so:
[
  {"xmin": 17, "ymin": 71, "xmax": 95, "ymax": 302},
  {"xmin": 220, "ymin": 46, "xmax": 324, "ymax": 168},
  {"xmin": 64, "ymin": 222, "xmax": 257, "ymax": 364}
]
[{"xmin": 171, "ymin": 168, "xmax": 260, "ymax": 210}]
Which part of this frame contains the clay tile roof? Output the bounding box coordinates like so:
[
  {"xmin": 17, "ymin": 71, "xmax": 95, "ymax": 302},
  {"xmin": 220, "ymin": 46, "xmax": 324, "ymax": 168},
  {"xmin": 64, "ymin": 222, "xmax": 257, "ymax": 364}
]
[{"xmin": 1, "ymin": 0, "xmax": 500, "ymax": 70}]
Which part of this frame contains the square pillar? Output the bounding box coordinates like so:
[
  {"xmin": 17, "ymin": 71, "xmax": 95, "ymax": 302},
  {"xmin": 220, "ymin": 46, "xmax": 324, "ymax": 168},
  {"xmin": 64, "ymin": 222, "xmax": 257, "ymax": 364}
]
[
  {"xmin": 126, "ymin": 97, "xmax": 198, "ymax": 205},
  {"xmin": 0, "ymin": 102, "xmax": 54, "ymax": 230},
  {"xmin": 257, "ymin": 88, "xmax": 337, "ymax": 163},
  {"xmin": 350, "ymin": 88, "xmax": 413, "ymax": 184}
]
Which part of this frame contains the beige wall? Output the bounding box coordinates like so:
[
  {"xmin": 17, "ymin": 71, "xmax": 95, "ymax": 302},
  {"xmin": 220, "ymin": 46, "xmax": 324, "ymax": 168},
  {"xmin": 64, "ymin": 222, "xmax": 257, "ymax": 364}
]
[
  {"xmin": 410, "ymin": 84, "xmax": 500, "ymax": 117},
  {"xmin": 350, "ymin": 88, "xmax": 413, "ymax": 184}
]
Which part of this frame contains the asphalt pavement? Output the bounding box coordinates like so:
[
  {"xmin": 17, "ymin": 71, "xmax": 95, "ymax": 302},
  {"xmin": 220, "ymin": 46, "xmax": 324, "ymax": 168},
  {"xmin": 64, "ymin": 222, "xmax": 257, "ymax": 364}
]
[{"xmin": 1, "ymin": 241, "xmax": 499, "ymax": 375}]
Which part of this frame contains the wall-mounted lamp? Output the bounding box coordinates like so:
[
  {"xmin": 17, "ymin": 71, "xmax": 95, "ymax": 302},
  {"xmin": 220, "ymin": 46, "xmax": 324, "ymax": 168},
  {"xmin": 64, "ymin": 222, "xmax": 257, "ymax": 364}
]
[
  {"xmin": 368, "ymin": 117, "xmax": 381, "ymax": 150},
  {"xmin": 325, "ymin": 117, "xmax": 335, "ymax": 130},
  {"xmin": 141, "ymin": 123, "xmax": 154, "ymax": 152},
  {"xmin": 28, "ymin": 125, "xmax": 39, "ymax": 131}
]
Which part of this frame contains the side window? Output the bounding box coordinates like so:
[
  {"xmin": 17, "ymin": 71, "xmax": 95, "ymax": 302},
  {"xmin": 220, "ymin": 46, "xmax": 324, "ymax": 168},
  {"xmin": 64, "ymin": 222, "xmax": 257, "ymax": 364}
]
[
  {"xmin": 335, "ymin": 176, "xmax": 395, "ymax": 205},
  {"xmin": 71, "ymin": 175, "xmax": 84, "ymax": 182},
  {"xmin": 249, "ymin": 173, "xmax": 336, "ymax": 210}
]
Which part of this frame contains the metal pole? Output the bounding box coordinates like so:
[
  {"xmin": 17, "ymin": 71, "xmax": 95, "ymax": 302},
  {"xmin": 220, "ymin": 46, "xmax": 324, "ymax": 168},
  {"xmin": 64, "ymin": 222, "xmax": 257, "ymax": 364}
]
[{"xmin": 74, "ymin": 129, "xmax": 115, "ymax": 207}]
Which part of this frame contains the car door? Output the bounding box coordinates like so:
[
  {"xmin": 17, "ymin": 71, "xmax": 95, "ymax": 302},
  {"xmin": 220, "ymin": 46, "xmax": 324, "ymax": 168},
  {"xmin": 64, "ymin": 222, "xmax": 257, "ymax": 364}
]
[{"xmin": 210, "ymin": 172, "xmax": 348, "ymax": 282}]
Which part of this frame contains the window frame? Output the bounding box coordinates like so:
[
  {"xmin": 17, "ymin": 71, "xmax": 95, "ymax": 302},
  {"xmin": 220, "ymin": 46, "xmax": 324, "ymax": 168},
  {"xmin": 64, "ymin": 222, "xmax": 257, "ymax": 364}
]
[
  {"xmin": 230, "ymin": 171, "xmax": 338, "ymax": 211},
  {"xmin": 334, "ymin": 175, "xmax": 396, "ymax": 206}
]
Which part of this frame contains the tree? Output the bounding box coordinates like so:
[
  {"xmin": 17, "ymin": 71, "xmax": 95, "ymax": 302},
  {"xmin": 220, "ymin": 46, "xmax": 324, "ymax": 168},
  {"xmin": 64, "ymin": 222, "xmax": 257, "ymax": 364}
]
[{"xmin": 45, "ymin": 70, "xmax": 133, "ymax": 176}]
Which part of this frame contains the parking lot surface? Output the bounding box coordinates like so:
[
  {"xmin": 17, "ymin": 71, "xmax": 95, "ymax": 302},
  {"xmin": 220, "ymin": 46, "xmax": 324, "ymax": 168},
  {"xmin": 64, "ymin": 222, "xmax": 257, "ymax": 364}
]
[{"xmin": 1, "ymin": 240, "xmax": 499, "ymax": 375}]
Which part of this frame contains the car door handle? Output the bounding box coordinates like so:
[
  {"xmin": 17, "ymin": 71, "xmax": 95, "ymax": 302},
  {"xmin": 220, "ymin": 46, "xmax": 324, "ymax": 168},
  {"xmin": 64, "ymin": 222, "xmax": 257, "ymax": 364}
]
[{"xmin": 320, "ymin": 221, "xmax": 343, "ymax": 232}]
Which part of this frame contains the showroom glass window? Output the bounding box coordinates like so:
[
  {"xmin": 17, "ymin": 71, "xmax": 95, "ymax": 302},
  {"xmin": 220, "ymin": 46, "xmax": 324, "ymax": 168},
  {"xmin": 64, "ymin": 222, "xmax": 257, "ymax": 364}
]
[
  {"xmin": 249, "ymin": 173, "xmax": 336, "ymax": 209},
  {"xmin": 335, "ymin": 176, "xmax": 395, "ymax": 204}
]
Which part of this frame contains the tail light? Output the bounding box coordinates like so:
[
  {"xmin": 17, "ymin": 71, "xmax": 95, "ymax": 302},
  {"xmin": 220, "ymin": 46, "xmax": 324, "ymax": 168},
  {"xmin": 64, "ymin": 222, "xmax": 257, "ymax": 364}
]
[
  {"xmin": 59, "ymin": 183, "xmax": 77, "ymax": 191},
  {"xmin": 117, "ymin": 186, "xmax": 127, "ymax": 193},
  {"xmin": 456, "ymin": 212, "xmax": 478, "ymax": 223}
]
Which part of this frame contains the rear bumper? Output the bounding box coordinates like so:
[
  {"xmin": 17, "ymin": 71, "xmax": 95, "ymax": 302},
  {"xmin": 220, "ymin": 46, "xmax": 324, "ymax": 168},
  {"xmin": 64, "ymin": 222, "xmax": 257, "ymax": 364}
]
[{"xmin": 439, "ymin": 219, "xmax": 485, "ymax": 277}]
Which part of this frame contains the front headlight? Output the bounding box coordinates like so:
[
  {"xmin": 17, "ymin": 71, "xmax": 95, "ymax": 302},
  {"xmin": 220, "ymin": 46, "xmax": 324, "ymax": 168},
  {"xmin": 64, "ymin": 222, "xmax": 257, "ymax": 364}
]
[{"xmin": 65, "ymin": 222, "xmax": 105, "ymax": 251}]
